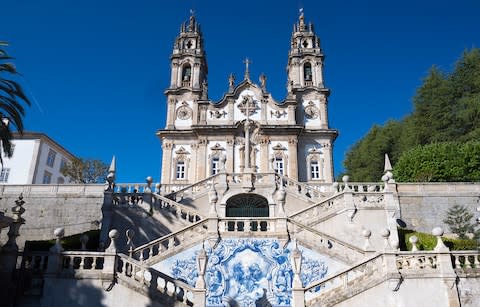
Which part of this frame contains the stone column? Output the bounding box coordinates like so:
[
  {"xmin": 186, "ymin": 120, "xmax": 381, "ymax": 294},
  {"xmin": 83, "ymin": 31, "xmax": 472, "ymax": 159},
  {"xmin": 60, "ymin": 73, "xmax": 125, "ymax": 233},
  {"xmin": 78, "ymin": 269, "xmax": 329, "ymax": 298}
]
[
  {"xmin": 315, "ymin": 60, "xmax": 324, "ymax": 87},
  {"xmin": 322, "ymin": 142, "xmax": 334, "ymax": 182},
  {"xmin": 166, "ymin": 98, "xmax": 176, "ymax": 129},
  {"xmin": 288, "ymin": 105, "xmax": 296, "ymax": 125},
  {"xmin": 161, "ymin": 141, "xmax": 173, "ymax": 186},
  {"xmin": 288, "ymin": 137, "xmax": 299, "ymax": 180},
  {"xmin": 227, "ymin": 98, "xmax": 234, "ymax": 124},
  {"xmin": 196, "ymin": 138, "xmax": 208, "ymax": 182},
  {"xmin": 226, "ymin": 138, "xmax": 234, "ymax": 173},
  {"xmin": 259, "ymin": 137, "xmax": 269, "ymax": 173},
  {"xmin": 193, "ymin": 63, "xmax": 201, "ymax": 88},
  {"xmin": 319, "ymin": 96, "xmax": 328, "ymax": 129},
  {"xmin": 170, "ymin": 62, "xmax": 179, "ymax": 88},
  {"xmin": 261, "ymin": 98, "xmax": 268, "ymax": 124}
]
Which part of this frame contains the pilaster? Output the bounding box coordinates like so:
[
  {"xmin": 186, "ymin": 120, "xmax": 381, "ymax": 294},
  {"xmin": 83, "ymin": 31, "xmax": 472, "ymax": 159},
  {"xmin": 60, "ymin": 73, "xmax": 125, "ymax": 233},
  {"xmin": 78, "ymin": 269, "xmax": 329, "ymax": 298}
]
[
  {"xmin": 196, "ymin": 138, "xmax": 208, "ymax": 182},
  {"xmin": 166, "ymin": 98, "xmax": 176, "ymax": 129},
  {"xmin": 259, "ymin": 137, "xmax": 269, "ymax": 173},
  {"xmin": 288, "ymin": 137, "xmax": 298, "ymax": 180},
  {"xmin": 161, "ymin": 141, "xmax": 173, "ymax": 184},
  {"xmin": 226, "ymin": 138, "xmax": 234, "ymax": 173},
  {"xmin": 322, "ymin": 142, "xmax": 334, "ymax": 182}
]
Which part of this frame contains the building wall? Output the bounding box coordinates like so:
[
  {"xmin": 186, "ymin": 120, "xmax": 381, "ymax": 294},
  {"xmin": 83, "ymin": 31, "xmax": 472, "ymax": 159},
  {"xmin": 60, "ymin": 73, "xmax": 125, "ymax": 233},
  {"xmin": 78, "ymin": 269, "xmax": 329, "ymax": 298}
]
[
  {"xmin": 1, "ymin": 139, "xmax": 37, "ymax": 184},
  {"xmin": 33, "ymin": 141, "xmax": 71, "ymax": 184}
]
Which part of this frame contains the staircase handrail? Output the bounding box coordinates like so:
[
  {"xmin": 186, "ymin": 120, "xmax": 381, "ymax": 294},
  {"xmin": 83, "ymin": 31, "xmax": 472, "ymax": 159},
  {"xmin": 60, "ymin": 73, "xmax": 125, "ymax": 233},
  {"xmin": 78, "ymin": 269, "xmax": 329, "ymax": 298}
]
[
  {"xmin": 164, "ymin": 173, "xmax": 222, "ymax": 197},
  {"xmin": 152, "ymin": 192, "xmax": 203, "ymax": 221},
  {"xmin": 288, "ymin": 191, "xmax": 345, "ymax": 220},
  {"xmin": 287, "ymin": 218, "xmax": 365, "ymax": 255},
  {"xmin": 304, "ymin": 252, "xmax": 383, "ymax": 293}
]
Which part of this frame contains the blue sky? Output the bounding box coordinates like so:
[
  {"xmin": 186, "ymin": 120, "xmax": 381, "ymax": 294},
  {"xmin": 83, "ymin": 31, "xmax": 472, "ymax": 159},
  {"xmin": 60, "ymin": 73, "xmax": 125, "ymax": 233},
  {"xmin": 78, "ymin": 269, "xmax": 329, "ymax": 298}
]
[{"xmin": 3, "ymin": 0, "xmax": 480, "ymax": 183}]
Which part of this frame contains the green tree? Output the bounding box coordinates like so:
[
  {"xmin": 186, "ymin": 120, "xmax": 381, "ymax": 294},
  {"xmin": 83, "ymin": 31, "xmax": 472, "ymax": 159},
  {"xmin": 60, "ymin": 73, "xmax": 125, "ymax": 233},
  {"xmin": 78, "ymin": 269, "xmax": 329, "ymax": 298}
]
[
  {"xmin": 443, "ymin": 204, "xmax": 480, "ymax": 240},
  {"xmin": 394, "ymin": 142, "xmax": 480, "ymax": 182},
  {"xmin": 61, "ymin": 158, "xmax": 108, "ymax": 184},
  {"xmin": 343, "ymin": 48, "xmax": 480, "ymax": 181},
  {"xmin": 0, "ymin": 41, "xmax": 31, "ymax": 165}
]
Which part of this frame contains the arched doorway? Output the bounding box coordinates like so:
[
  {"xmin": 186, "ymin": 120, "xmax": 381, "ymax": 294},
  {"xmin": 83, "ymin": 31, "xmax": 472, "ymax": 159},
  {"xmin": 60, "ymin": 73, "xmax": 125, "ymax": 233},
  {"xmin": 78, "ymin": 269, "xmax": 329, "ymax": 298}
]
[{"xmin": 226, "ymin": 194, "xmax": 269, "ymax": 231}]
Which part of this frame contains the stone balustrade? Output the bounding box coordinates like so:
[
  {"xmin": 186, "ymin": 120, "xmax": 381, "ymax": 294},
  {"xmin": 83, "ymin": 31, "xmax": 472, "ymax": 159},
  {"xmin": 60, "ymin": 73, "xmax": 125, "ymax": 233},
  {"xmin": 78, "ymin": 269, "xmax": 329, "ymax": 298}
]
[
  {"xmin": 0, "ymin": 184, "xmax": 104, "ymax": 196},
  {"xmin": 132, "ymin": 219, "xmax": 209, "ymax": 264},
  {"xmin": 289, "ymin": 193, "xmax": 344, "ymax": 226},
  {"xmin": 451, "ymin": 251, "xmax": 480, "ymax": 271},
  {"xmin": 395, "ymin": 252, "xmax": 438, "ymax": 270},
  {"xmin": 218, "ymin": 217, "xmax": 279, "ymax": 233},
  {"xmin": 114, "ymin": 183, "xmax": 157, "ymax": 194},
  {"xmin": 61, "ymin": 251, "xmax": 106, "ymax": 272},
  {"xmin": 22, "ymin": 251, "xmax": 49, "ymax": 272},
  {"xmin": 287, "ymin": 219, "xmax": 365, "ymax": 263},
  {"xmin": 163, "ymin": 173, "xmax": 221, "ymax": 197},
  {"xmin": 337, "ymin": 182, "xmax": 384, "ymax": 193},
  {"xmin": 276, "ymin": 174, "xmax": 331, "ymax": 201},
  {"xmin": 305, "ymin": 253, "xmax": 384, "ymax": 304},
  {"xmin": 153, "ymin": 193, "xmax": 202, "ymax": 223},
  {"xmin": 117, "ymin": 254, "xmax": 194, "ymax": 306}
]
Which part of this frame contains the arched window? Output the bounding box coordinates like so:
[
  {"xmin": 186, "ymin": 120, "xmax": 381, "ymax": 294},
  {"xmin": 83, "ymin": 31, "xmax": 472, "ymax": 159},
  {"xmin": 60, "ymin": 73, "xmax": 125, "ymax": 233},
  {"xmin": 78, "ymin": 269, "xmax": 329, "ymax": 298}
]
[
  {"xmin": 182, "ymin": 64, "xmax": 192, "ymax": 85},
  {"xmin": 304, "ymin": 62, "xmax": 312, "ymax": 81},
  {"xmin": 274, "ymin": 157, "xmax": 284, "ymax": 175},
  {"xmin": 226, "ymin": 193, "xmax": 269, "ymax": 231}
]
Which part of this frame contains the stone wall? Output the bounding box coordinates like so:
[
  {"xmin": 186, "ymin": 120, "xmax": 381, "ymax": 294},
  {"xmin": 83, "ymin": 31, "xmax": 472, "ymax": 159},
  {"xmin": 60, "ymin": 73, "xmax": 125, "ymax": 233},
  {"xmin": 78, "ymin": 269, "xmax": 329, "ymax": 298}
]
[
  {"xmin": 397, "ymin": 183, "xmax": 480, "ymax": 233},
  {"xmin": 0, "ymin": 185, "xmax": 104, "ymax": 248}
]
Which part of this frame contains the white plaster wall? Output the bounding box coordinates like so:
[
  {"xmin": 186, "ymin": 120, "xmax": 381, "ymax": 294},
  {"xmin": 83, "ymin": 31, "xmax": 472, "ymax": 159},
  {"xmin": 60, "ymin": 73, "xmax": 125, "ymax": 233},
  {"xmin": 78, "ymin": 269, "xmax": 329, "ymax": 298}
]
[
  {"xmin": 174, "ymin": 100, "xmax": 193, "ymax": 128},
  {"xmin": 233, "ymin": 90, "xmax": 262, "ymax": 123},
  {"xmin": 1, "ymin": 139, "xmax": 37, "ymax": 184},
  {"xmin": 34, "ymin": 142, "xmax": 70, "ymax": 184}
]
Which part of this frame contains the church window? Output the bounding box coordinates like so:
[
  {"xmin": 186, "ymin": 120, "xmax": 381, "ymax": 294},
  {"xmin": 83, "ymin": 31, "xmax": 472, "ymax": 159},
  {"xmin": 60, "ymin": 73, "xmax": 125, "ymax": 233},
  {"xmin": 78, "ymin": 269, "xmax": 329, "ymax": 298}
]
[
  {"xmin": 46, "ymin": 149, "xmax": 56, "ymax": 167},
  {"xmin": 0, "ymin": 168, "xmax": 10, "ymax": 183},
  {"xmin": 304, "ymin": 62, "xmax": 312, "ymax": 81},
  {"xmin": 311, "ymin": 161, "xmax": 320, "ymax": 179},
  {"xmin": 274, "ymin": 157, "xmax": 284, "ymax": 175},
  {"xmin": 211, "ymin": 157, "xmax": 220, "ymax": 175},
  {"xmin": 176, "ymin": 161, "xmax": 186, "ymax": 180},
  {"xmin": 182, "ymin": 64, "xmax": 192, "ymax": 81},
  {"xmin": 43, "ymin": 171, "xmax": 52, "ymax": 184}
]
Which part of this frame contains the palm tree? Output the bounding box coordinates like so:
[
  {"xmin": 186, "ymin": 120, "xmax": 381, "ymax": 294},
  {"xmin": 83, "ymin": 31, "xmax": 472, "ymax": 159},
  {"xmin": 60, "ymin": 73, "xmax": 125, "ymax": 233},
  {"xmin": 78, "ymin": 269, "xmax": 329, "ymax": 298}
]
[{"xmin": 0, "ymin": 41, "xmax": 31, "ymax": 165}]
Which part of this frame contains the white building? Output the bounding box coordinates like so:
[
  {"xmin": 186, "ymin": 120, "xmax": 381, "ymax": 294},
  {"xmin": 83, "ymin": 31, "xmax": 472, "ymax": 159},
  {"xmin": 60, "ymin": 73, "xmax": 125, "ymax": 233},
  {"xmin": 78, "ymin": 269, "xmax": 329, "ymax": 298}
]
[{"xmin": 0, "ymin": 132, "xmax": 76, "ymax": 184}]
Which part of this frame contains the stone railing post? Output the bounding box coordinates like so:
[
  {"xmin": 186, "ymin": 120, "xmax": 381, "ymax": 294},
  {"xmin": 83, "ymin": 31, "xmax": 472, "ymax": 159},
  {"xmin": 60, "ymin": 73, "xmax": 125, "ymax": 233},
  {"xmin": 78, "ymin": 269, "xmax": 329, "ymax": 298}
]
[
  {"xmin": 207, "ymin": 184, "xmax": 219, "ymax": 246},
  {"xmin": 102, "ymin": 229, "xmax": 119, "ymax": 290},
  {"xmin": 380, "ymin": 229, "xmax": 402, "ymax": 291},
  {"xmin": 291, "ymin": 241, "xmax": 305, "ymax": 307},
  {"xmin": 46, "ymin": 228, "xmax": 65, "ymax": 275},
  {"xmin": 432, "ymin": 227, "xmax": 460, "ymax": 306},
  {"xmin": 275, "ymin": 184, "xmax": 288, "ymax": 244},
  {"xmin": 194, "ymin": 245, "xmax": 207, "ymax": 307},
  {"xmin": 342, "ymin": 176, "xmax": 356, "ymax": 222},
  {"xmin": 143, "ymin": 176, "xmax": 153, "ymax": 212}
]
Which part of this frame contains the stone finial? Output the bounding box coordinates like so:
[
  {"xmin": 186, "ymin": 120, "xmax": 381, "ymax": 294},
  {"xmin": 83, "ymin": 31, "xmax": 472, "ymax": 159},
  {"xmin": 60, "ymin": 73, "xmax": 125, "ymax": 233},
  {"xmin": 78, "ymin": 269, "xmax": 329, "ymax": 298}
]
[
  {"xmin": 108, "ymin": 156, "xmax": 116, "ymax": 174},
  {"xmin": 259, "ymin": 73, "xmax": 267, "ymax": 90},
  {"xmin": 126, "ymin": 229, "xmax": 135, "ymax": 255},
  {"xmin": 342, "ymin": 175, "xmax": 351, "ymax": 192},
  {"xmin": 12, "ymin": 193, "xmax": 26, "ymax": 222},
  {"xmin": 155, "ymin": 183, "xmax": 161, "ymax": 194},
  {"xmin": 228, "ymin": 73, "xmax": 235, "ymax": 91},
  {"xmin": 362, "ymin": 229, "xmax": 372, "ymax": 250},
  {"xmin": 195, "ymin": 243, "xmax": 208, "ymax": 289},
  {"xmin": 409, "ymin": 235, "xmax": 419, "ymax": 251},
  {"xmin": 146, "ymin": 176, "xmax": 153, "ymax": 192},
  {"xmin": 80, "ymin": 233, "xmax": 89, "ymax": 251},
  {"xmin": 106, "ymin": 229, "xmax": 119, "ymax": 253},
  {"xmin": 290, "ymin": 241, "xmax": 303, "ymax": 288},
  {"xmin": 383, "ymin": 153, "xmax": 395, "ymax": 183},
  {"xmin": 50, "ymin": 227, "xmax": 65, "ymax": 253},
  {"xmin": 208, "ymin": 183, "xmax": 218, "ymax": 217},
  {"xmin": 432, "ymin": 227, "xmax": 449, "ymax": 252},
  {"xmin": 380, "ymin": 228, "xmax": 391, "ymax": 249}
]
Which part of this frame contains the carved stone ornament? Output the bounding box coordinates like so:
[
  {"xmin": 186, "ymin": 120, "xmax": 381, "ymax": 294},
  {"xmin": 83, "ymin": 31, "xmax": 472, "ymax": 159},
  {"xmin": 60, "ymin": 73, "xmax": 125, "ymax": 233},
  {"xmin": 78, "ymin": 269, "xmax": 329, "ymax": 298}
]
[
  {"xmin": 176, "ymin": 102, "xmax": 193, "ymax": 120},
  {"xmin": 175, "ymin": 146, "xmax": 190, "ymax": 160},
  {"xmin": 238, "ymin": 94, "xmax": 258, "ymax": 116},
  {"xmin": 270, "ymin": 109, "xmax": 287, "ymax": 119},
  {"xmin": 304, "ymin": 101, "xmax": 319, "ymax": 119},
  {"xmin": 210, "ymin": 109, "xmax": 227, "ymax": 119},
  {"xmin": 210, "ymin": 143, "xmax": 225, "ymax": 154},
  {"xmin": 272, "ymin": 143, "xmax": 287, "ymax": 153}
]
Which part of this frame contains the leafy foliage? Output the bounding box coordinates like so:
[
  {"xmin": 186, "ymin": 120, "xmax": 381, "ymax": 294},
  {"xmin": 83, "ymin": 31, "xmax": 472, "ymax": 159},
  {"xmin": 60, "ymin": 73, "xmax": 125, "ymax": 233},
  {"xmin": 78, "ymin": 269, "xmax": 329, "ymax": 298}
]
[
  {"xmin": 443, "ymin": 204, "xmax": 480, "ymax": 240},
  {"xmin": 343, "ymin": 49, "xmax": 480, "ymax": 181},
  {"xmin": 61, "ymin": 158, "xmax": 108, "ymax": 184},
  {"xmin": 0, "ymin": 41, "xmax": 31, "ymax": 165},
  {"xmin": 394, "ymin": 142, "xmax": 480, "ymax": 182},
  {"xmin": 398, "ymin": 228, "xmax": 478, "ymax": 251}
]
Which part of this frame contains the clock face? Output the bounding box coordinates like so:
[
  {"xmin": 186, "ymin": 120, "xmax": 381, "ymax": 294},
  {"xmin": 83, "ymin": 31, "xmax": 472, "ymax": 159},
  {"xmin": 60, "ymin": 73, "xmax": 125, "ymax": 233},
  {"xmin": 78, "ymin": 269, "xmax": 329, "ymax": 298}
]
[
  {"xmin": 176, "ymin": 105, "xmax": 193, "ymax": 120},
  {"xmin": 305, "ymin": 103, "xmax": 319, "ymax": 119}
]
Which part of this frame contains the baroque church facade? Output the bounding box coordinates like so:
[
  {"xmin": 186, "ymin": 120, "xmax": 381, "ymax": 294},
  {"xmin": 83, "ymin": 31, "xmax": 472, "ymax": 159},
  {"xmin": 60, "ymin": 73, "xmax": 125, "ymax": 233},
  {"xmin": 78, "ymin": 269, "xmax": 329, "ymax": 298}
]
[
  {"xmin": 1, "ymin": 11, "xmax": 479, "ymax": 307},
  {"xmin": 158, "ymin": 13, "xmax": 336, "ymax": 188}
]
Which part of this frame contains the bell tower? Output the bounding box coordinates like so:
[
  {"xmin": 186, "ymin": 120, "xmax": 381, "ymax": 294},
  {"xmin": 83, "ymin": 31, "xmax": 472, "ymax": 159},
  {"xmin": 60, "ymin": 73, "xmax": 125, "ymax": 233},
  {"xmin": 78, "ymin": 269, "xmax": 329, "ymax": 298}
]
[{"xmin": 164, "ymin": 13, "xmax": 208, "ymax": 129}]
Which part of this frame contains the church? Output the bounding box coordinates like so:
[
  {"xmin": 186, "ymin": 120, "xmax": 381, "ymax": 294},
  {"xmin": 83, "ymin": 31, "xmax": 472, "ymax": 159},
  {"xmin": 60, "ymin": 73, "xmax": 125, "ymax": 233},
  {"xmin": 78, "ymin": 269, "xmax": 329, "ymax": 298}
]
[{"xmin": 0, "ymin": 12, "xmax": 479, "ymax": 307}]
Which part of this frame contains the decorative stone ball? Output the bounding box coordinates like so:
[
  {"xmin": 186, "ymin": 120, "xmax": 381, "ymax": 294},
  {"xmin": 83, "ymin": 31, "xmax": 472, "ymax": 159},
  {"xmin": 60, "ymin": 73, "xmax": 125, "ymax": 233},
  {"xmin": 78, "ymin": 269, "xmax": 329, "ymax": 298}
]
[
  {"xmin": 146, "ymin": 176, "xmax": 153, "ymax": 184},
  {"xmin": 109, "ymin": 229, "xmax": 120, "ymax": 240},
  {"xmin": 381, "ymin": 175, "xmax": 389, "ymax": 182},
  {"xmin": 362, "ymin": 229, "xmax": 372, "ymax": 238},
  {"xmin": 409, "ymin": 235, "xmax": 418, "ymax": 244},
  {"xmin": 342, "ymin": 175, "xmax": 350, "ymax": 183},
  {"xmin": 391, "ymin": 240, "xmax": 399, "ymax": 249},
  {"xmin": 380, "ymin": 228, "xmax": 390, "ymax": 238},
  {"xmin": 54, "ymin": 227, "xmax": 65, "ymax": 238},
  {"xmin": 107, "ymin": 173, "xmax": 114, "ymax": 181},
  {"xmin": 432, "ymin": 227, "xmax": 444, "ymax": 237}
]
